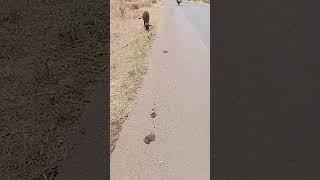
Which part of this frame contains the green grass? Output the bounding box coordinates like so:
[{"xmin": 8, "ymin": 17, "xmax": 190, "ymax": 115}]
[
  {"xmin": 188, "ymin": 0, "xmax": 210, "ymax": 4},
  {"xmin": 201, "ymin": 0, "xmax": 210, "ymax": 4}
]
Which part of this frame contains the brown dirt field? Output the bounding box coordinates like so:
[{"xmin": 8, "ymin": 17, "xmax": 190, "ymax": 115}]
[
  {"xmin": 0, "ymin": 0, "xmax": 107, "ymax": 179},
  {"xmin": 110, "ymin": 0, "xmax": 163, "ymax": 153}
]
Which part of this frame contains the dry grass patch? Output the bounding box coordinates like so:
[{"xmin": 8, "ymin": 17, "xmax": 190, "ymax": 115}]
[
  {"xmin": 187, "ymin": 0, "xmax": 210, "ymax": 4},
  {"xmin": 201, "ymin": 0, "xmax": 210, "ymax": 4},
  {"xmin": 110, "ymin": 0, "xmax": 163, "ymax": 153}
]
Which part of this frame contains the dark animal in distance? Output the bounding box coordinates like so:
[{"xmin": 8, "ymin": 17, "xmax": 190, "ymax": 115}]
[
  {"xmin": 139, "ymin": 10, "xmax": 151, "ymax": 31},
  {"xmin": 176, "ymin": 0, "xmax": 182, "ymax": 5}
]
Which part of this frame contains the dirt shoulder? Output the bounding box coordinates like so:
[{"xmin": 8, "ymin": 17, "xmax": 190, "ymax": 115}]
[{"xmin": 110, "ymin": 0, "xmax": 163, "ymax": 153}]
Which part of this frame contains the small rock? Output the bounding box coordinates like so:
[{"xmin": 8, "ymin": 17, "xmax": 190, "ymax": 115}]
[
  {"xmin": 150, "ymin": 111, "xmax": 157, "ymax": 118},
  {"xmin": 144, "ymin": 132, "xmax": 156, "ymax": 144}
]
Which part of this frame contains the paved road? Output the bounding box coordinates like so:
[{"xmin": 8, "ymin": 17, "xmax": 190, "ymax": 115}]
[
  {"xmin": 111, "ymin": 0, "xmax": 210, "ymax": 179},
  {"xmin": 179, "ymin": 1, "xmax": 210, "ymax": 48}
]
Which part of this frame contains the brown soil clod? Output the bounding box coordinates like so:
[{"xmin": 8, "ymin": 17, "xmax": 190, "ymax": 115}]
[
  {"xmin": 150, "ymin": 111, "xmax": 157, "ymax": 118},
  {"xmin": 144, "ymin": 132, "xmax": 156, "ymax": 144}
]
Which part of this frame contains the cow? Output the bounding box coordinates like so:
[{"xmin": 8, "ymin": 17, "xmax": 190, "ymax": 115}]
[{"xmin": 139, "ymin": 10, "xmax": 151, "ymax": 31}]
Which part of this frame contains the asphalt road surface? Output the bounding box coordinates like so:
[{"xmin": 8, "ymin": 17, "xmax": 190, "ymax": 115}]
[
  {"xmin": 179, "ymin": 1, "xmax": 210, "ymax": 48},
  {"xmin": 111, "ymin": 1, "xmax": 210, "ymax": 179}
]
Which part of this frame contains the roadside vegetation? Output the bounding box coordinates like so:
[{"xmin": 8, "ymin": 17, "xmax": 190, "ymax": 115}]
[
  {"xmin": 110, "ymin": 0, "xmax": 163, "ymax": 153},
  {"xmin": 187, "ymin": 0, "xmax": 210, "ymax": 4}
]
